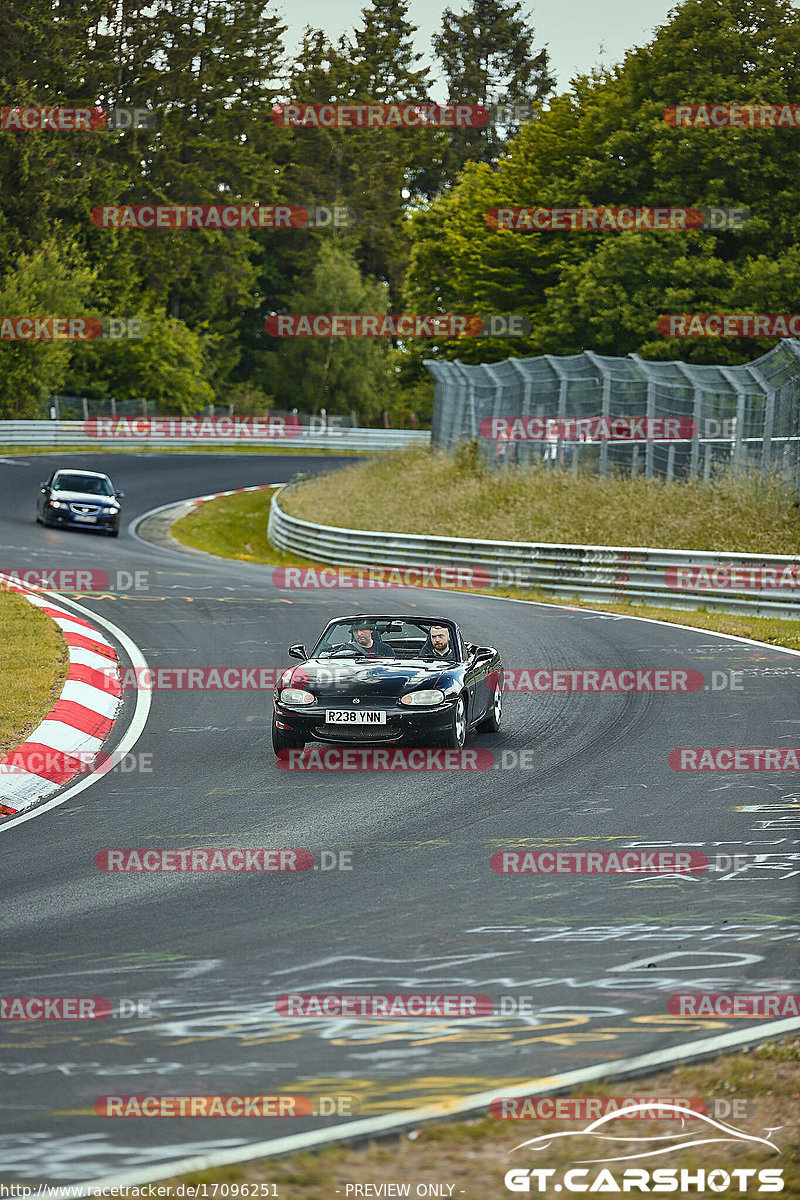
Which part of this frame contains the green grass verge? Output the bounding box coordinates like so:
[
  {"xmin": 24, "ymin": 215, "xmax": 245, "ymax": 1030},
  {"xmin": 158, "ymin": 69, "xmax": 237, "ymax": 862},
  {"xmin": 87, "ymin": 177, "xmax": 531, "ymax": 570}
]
[
  {"xmin": 280, "ymin": 445, "xmax": 800, "ymax": 555},
  {"xmin": 170, "ymin": 488, "xmax": 800, "ymax": 651},
  {"xmin": 0, "ymin": 587, "xmax": 69, "ymax": 758},
  {"xmin": 155, "ymin": 1039, "xmax": 799, "ymax": 1196}
]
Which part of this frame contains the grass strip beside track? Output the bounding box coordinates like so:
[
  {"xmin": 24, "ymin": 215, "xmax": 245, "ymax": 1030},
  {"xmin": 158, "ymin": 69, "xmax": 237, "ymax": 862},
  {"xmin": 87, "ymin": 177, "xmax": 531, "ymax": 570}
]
[
  {"xmin": 170, "ymin": 488, "xmax": 800, "ymax": 651},
  {"xmin": 0, "ymin": 587, "xmax": 69, "ymax": 758},
  {"xmin": 280, "ymin": 445, "xmax": 800, "ymax": 555},
  {"xmin": 158, "ymin": 1039, "xmax": 800, "ymax": 1196}
]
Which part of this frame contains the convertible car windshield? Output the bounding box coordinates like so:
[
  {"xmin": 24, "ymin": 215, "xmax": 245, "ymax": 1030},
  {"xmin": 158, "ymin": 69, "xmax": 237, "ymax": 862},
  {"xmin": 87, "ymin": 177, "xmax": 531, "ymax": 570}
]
[{"xmin": 312, "ymin": 618, "xmax": 460, "ymax": 661}]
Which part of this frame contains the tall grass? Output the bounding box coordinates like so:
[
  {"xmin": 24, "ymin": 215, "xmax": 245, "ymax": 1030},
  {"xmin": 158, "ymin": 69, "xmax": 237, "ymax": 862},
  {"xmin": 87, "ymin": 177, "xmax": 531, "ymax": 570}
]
[{"xmin": 282, "ymin": 446, "xmax": 800, "ymax": 554}]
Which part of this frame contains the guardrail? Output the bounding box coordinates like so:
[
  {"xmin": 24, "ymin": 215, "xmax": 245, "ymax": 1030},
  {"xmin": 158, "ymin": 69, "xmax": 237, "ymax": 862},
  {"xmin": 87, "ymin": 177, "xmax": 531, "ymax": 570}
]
[
  {"xmin": 0, "ymin": 420, "xmax": 430, "ymax": 452},
  {"xmin": 268, "ymin": 484, "xmax": 799, "ymax": 618}
]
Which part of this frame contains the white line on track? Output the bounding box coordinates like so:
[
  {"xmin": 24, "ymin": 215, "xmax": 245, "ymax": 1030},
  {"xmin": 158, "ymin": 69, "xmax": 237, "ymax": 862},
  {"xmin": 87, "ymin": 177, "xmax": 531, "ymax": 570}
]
[
  {"xmin": 54, "ymin": 484, "xmax": 800, "ymax": 1190},
  {"xmin": 0, "ymin": 593, "xmax": 151, "ymax": 833},
  {"xmin": 72, "ymin": 1015, "xmax": 800, "ymax": 1193}
]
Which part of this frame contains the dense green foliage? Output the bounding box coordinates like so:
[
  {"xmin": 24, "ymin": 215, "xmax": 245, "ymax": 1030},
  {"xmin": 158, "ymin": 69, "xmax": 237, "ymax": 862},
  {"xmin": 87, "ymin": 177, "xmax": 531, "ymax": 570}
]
[{"xmin": 1, "ymin": 0, "xmax": 797, "ymax": 417}]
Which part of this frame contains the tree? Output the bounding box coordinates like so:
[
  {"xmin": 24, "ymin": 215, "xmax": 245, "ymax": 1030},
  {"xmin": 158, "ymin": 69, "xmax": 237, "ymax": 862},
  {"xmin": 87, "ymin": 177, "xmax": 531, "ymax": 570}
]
[
  {"xmin": 407, "ymin": 0, "xmax": 800, "ymax": 364},
  {"xmin": 430, "ymin": 0, "xmax": 555, "ymax": 189},
  {"xmin": 258, "ymin": 242, "xmax": 396, "ymax": 420}
]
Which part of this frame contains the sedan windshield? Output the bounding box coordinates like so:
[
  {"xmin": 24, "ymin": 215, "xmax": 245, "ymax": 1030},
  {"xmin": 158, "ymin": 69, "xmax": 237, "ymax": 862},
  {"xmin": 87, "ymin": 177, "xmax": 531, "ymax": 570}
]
[{"xmin": 53, "ymin": 474, "xmax": 114, "ymax": 496}]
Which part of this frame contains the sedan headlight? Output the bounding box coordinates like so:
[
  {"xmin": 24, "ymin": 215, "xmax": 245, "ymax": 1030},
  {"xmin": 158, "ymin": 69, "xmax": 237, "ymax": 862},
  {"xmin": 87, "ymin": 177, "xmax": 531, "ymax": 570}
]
[
  {"xmin": 400, "ymin": 689, "xmax": 445, "ymax": 707},
  {"xmin": 107, "ymin": 505, "xmax": 120, "ymax": 513},
  {"xmin": 279, "ymin": 687, "xmax": 315, "ymax": 706},
  {"xmin": 49, "ymin": 500, "xmax": 63, "ymax": 509}
]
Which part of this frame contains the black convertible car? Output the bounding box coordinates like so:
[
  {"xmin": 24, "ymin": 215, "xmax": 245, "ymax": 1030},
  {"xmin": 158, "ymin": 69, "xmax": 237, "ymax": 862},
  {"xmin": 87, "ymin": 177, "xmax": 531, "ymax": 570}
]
[{"xmin": 272, "ymin": 614, "xmax": 503, "ymax": 754}]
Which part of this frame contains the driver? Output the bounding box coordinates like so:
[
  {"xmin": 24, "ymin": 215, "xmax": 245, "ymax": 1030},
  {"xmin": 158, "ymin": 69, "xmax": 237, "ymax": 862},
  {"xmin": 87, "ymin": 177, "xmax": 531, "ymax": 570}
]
[
  {"xmin": 421, "ymin": 624, "xmax": 457, "ymax": 661},
  {"xmin": 350, "ymin": 621, "xmax": 396, "ymax": 658}
]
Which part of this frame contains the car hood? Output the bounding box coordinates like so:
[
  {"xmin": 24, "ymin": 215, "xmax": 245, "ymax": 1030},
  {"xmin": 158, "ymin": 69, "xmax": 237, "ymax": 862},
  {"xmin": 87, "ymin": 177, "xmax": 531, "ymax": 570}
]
[
  {"xmin": 51, "ymin": 490, "xmax": 117, "ymax": 505},
  {"xmin": 285, "ymin": 658, "xmax": 448, "ymax": 699}
]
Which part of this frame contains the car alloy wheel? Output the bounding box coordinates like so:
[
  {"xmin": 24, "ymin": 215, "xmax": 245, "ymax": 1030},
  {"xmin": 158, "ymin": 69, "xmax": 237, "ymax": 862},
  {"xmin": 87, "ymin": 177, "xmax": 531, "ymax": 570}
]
[{"xmin": 441, "ymin": 695, "xmax": 466, "ymax": 749}]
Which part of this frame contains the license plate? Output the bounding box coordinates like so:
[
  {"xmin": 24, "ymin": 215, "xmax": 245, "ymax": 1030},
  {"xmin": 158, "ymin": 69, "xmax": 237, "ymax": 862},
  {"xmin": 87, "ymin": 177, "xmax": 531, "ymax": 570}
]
[
  {"xmin": 326, "ymin": 709, "xmax": 386, "ymax": 725},
  {"xmin": 73, "ymin": 514, "xmax": 97, "ymax": 524}
]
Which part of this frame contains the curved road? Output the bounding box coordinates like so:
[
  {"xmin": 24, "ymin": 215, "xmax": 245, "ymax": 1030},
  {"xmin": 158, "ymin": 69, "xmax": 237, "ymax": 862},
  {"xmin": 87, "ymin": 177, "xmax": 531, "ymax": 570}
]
[{"xmin": 1, "ymin": 452, "xmax": 798, "ymax": 1184}]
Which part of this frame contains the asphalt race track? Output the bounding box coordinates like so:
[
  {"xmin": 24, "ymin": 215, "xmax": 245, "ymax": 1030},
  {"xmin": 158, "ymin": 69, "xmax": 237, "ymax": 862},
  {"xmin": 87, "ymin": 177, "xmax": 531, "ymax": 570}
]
[{"xmin": 1, "ymin": 452, "xmax": 798, "ymax": 1185}]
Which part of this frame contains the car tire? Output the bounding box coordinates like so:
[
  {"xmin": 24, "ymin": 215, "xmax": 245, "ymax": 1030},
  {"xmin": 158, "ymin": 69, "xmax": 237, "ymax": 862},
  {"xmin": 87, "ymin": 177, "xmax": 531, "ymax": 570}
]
[
  {"xmin": 477, "ymin": 687, "xmax": 502, "ymax": 732},
  {"xmin": 109, "ymin": 528, "xmax": 119, "ymax": 537},
  {"xmin": 439, "ymin": 695, "xmax": 467, "ymax": 749},
  {"xmin": 272, "ymin": 718, "xmax": 305, "ymax": 755}
]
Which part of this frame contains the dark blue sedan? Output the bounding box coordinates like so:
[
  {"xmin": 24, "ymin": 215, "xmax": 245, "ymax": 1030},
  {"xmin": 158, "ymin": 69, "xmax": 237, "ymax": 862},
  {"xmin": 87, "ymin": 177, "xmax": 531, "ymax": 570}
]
[{"xmin": 36, "ymin": 469, "xmax": 124, "ymax": 536}]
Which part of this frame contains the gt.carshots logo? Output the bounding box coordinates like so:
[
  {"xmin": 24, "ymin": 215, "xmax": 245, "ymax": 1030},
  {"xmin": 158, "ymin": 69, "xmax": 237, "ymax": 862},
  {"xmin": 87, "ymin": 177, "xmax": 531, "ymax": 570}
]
[
  {"xmin": 84, "ymin": 415, "xmax": 301, "ymax": 438},
  {"xmin": 479, "ymin": 416, "xmax": 696, "ymax": 440},
  {"xmin": 504, "ymin": 1103, "xmax": 784, "ymax": 1193},
  {"xmin": 264, "ymin": 314, "xmax": 530, "ymax": 338}
]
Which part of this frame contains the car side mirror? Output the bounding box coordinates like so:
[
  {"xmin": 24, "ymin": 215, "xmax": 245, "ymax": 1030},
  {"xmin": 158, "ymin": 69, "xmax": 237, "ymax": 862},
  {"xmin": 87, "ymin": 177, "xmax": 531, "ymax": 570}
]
[
  {"xmin": 115, "ymin": 491, "xmax": 125, "ymax": 499},
  {"xmin": 40, "ymin": 483, "xmax": 48, "ymax": 491},
  {"xmin": 288, "ymin": 644, "xmax": 307, "ymax": 660}
]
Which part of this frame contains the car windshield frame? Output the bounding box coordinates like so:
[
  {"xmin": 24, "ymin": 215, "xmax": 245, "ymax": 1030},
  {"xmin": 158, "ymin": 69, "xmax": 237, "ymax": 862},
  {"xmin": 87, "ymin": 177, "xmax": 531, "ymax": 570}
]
[
  {"xmin": 310, "ymin": 617, "xmax": 463, "ymax": 662},
  {"xmin": 51, "ymin": 473, "xmax": 115, "ymax": 497}
]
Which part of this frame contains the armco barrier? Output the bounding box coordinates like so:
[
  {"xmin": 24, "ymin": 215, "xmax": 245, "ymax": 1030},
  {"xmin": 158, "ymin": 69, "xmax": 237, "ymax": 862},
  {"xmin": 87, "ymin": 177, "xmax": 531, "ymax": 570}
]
[
  {"xmin": 0, "ymin": 420, "xmax": 430, "ymax": 452},
  {"xmin": 267, "ymin": 485, "xmax": 800, "ymax": 618}
]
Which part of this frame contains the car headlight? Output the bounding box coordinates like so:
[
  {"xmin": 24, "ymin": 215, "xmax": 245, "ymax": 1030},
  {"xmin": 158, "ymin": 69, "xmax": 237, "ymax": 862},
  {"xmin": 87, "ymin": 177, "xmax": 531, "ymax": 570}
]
[
  {"xmin": 107, "ymin": 505, "xmax": 120, "ymax": 513},
  {"xmin": 49, "ymin": 500, "xmax": 63, "ymax": 508},
  {"xmin": 400, "ymin": 689, "xmax": 445, "ymax": 707},
  {"xmin": 279, "ymin": 687, "xmax": 315, "ymax": 706}
]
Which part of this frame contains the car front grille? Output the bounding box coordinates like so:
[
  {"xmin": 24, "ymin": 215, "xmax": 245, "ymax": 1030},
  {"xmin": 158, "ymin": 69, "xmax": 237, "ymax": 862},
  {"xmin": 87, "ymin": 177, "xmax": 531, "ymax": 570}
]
[
  {"xmin": 314, "ymin": 724, "xmax": 401, "ymax": 741},
  {"xmin": 70, "ymin": 503, "xmax": 101, "ymax": 514}
]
